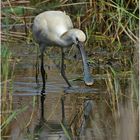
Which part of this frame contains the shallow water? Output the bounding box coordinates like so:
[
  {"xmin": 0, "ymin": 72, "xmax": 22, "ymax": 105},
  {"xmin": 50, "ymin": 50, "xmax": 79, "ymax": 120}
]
[
  {"xmin": 2, "ymin": 43, "xmax": 138, "ymax": 140},
  {"xmin": 2, "ymin": 43, "xmax": 106, "ymax": 140}
]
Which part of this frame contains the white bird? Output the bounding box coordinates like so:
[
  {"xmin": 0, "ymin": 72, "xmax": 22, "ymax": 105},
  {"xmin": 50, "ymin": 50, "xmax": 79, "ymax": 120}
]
[{"xmin": 32, "ymin": 11, "xmax": 93, "ymax": 92}]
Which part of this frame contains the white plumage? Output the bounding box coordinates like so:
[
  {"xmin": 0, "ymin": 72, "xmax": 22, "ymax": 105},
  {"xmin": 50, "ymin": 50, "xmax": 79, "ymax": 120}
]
[{"xmin": 33, "ymin": 11, "xmax": 86, "ymax": 47}]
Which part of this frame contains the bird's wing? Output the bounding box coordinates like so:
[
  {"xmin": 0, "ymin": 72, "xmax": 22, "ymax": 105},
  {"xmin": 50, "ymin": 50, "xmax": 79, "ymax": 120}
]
[
  {"xmin": 64, "ymin": 13, "xmax": 73, "ymax": 30},
  {"xmin": 41, "ymin": 11, "xmax": 73, "ymax": 36},
  {"xmin": 32, "ymin": 11, "xmax": 74, "ymax": 43}
]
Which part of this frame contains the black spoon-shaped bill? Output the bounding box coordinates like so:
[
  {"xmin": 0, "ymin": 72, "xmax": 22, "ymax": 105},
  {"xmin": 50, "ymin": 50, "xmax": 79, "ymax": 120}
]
[{"xmin": 77, "ymin": 42, "xmax": 94, "ymax": 86}]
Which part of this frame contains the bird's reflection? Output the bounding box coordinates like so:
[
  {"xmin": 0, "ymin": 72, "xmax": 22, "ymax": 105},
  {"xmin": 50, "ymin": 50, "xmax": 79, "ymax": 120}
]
[
  {"xmin": 34, "ymin": 90, "xmax": 66, "ymax": 125},
  {"xmin": 40, "ymin": 92, "xmax": 66, "ymax": 123},
  {"xmin": 33, "ymin": 92, "xmax": 69, "ymax": 140},
  {"xmin": 33, "ymin": 92, "xmax": 46, "ymax": 136},
  {"xmin": 40, "ymin": 93, "xmax": 46, "ymax": 121}
]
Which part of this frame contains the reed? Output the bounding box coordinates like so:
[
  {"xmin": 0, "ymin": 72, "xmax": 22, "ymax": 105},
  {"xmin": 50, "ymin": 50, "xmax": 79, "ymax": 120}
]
[
  {"xmin": 1, "ymin": 44, "xmax": 25, "ymax": 138},
  {"xmin": 1, "ymin": 45, "xmax": 14, "ymax": 138}
]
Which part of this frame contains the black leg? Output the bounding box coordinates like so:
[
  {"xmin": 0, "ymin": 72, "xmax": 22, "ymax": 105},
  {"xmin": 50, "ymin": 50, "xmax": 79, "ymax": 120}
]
[
  {"xmin": 35, "ymin": 52, "xmax": 39, "ymax": 86},
  {"xmin": 61, "ymin": 48, "xmax": 72, "ymax": 87},
  {"xmin": 40, "ymin": 47, "xmax": 46, "ymax": 93},
  {"xmin": 61, "ymin": 96, "xmax": 65, "ymax": 123}
]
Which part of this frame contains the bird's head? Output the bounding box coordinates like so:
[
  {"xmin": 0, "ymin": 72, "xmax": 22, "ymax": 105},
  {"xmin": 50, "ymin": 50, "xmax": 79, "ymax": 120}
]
[
  {"xmin": 71, "ymin": 29, "xmax": 86, "ymax": 45},
  {"xmin": 60, "ymin": 29, "xmax": 86, "ymax": 47}
]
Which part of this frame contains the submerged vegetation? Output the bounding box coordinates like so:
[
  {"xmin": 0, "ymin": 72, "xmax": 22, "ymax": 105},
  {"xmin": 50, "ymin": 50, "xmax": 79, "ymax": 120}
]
[{"xmin": 1, "ymin": 0, "xmax": 139, "ymax": 139}]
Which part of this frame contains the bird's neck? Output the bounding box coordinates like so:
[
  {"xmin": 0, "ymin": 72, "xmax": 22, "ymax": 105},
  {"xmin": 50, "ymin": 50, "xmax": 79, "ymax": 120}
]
[{"xmin": 59, "ymin": 31, "xmax": 74, "ymax": 47}]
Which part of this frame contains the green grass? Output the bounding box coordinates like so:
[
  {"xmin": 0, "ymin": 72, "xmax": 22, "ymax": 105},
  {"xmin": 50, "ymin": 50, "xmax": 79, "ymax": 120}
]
[{"xmin": 1, "ymin": 45, "xmax": 14, "ymax": 138}]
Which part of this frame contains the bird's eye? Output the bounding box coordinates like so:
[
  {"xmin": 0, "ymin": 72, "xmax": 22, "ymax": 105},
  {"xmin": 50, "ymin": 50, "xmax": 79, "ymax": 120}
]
[{"xmin": 76, "ymin": 37, "xmax": 79, "ymax": 43}]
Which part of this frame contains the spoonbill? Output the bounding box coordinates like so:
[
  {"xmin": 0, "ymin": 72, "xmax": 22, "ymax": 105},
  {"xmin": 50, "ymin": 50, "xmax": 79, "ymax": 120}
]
[{"xmin": 32, "ymin": 11, "xmax": 93, "ymax": 91}]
